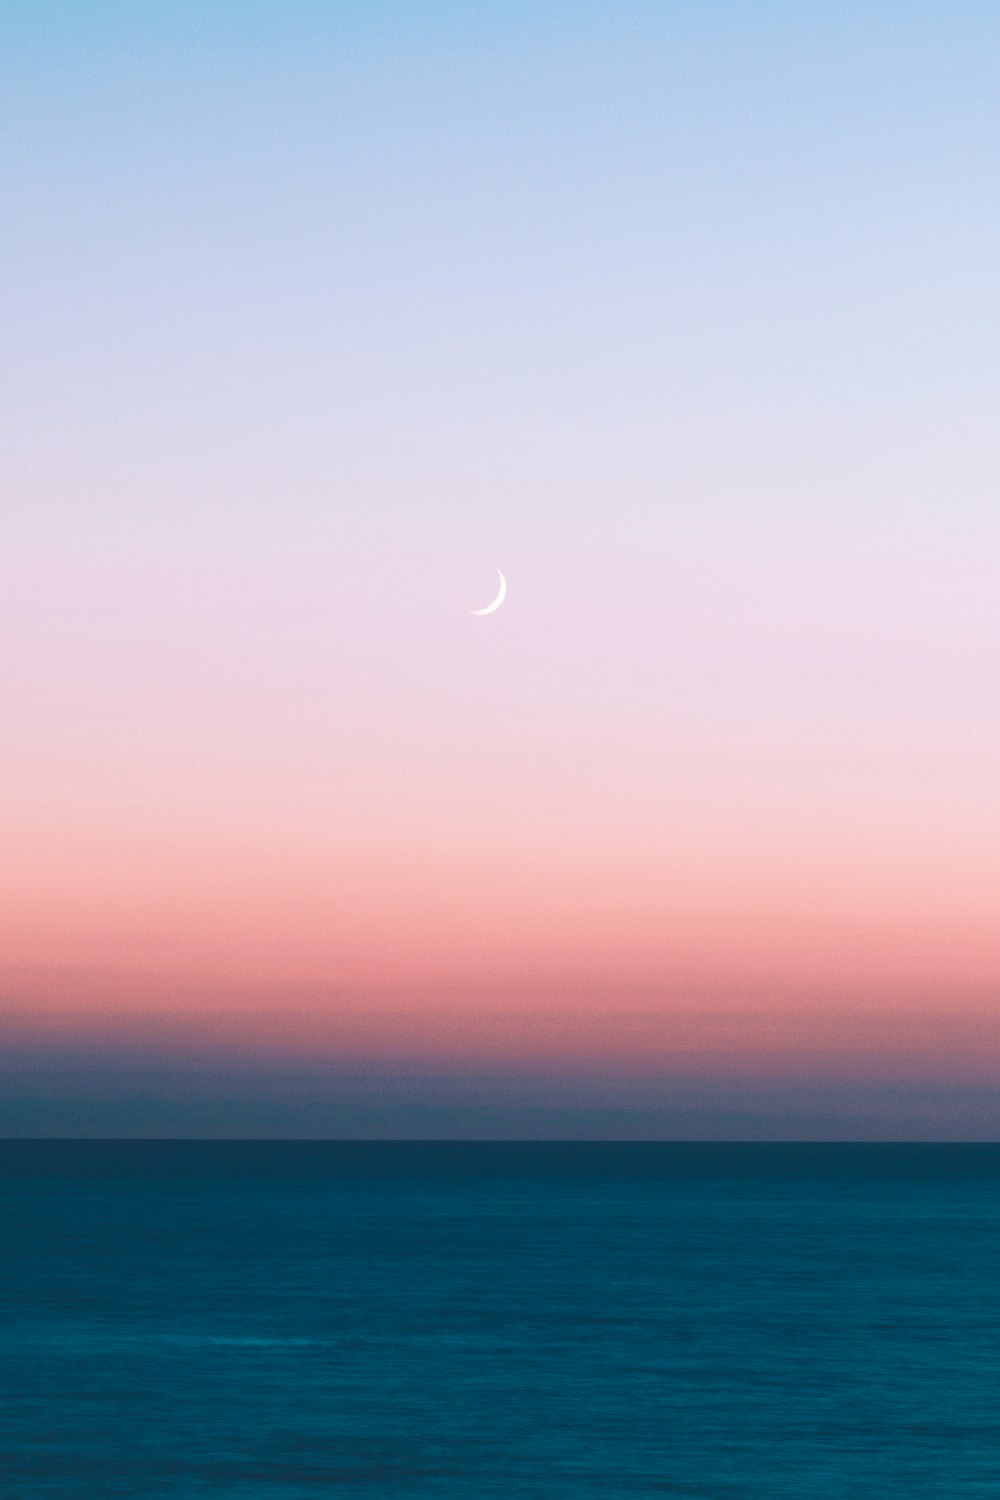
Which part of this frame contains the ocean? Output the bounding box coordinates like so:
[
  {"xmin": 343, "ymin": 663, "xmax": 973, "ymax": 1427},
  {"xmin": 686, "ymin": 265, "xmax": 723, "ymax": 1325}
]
[{"xmin": 2, "ymin": 1141, "xmax": 999, "ymax": 1496}]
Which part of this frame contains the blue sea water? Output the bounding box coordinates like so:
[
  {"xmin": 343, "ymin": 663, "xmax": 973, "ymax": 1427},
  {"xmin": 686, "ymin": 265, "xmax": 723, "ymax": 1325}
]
[{"xmin": 2, "ymin": 1142, "xmax": 1000, "ymax": 1497}]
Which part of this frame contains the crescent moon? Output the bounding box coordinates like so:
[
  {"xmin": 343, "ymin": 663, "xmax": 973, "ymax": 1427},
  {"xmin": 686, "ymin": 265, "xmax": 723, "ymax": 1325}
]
[{"xmin": 470, "ymin": 568, "xmax": 507, "ymax": 616}]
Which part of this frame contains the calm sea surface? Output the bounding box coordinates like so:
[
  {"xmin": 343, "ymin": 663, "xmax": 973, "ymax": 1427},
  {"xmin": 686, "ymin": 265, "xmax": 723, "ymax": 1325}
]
[{"xmin": 3, "ymin": 1141, "xmax": 1000, "ymax": 1497}]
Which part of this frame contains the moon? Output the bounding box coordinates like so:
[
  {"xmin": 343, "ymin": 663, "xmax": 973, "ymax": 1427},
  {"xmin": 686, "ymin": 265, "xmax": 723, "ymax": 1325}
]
[{"xmin": 470, "ymin": 568, "xmax": 507, "ymax": 616}]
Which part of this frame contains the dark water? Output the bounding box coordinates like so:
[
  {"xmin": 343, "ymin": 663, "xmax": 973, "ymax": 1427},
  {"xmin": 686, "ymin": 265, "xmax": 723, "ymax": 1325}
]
[{"xmin": 3, "ymin": 1143, "xmax": 1000, "ymax": 1497}]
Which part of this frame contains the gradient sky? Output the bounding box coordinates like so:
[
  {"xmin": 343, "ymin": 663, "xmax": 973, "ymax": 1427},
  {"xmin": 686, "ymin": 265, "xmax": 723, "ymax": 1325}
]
[{"xmin": 3, "ymin": 2, "xmax": 999, "ymax": 1135}]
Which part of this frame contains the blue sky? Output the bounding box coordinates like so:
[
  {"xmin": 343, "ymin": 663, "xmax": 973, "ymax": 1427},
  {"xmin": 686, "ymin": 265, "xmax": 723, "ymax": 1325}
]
[{"xmin": 3, "ymin": 2, "xmax": 999, "ymax": 1134}]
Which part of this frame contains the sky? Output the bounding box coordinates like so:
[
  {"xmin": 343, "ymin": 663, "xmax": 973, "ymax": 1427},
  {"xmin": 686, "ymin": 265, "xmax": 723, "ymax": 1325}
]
[{"xmin": 2, "ymin": 1, "xmax": 999, "ymax": 1137}]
